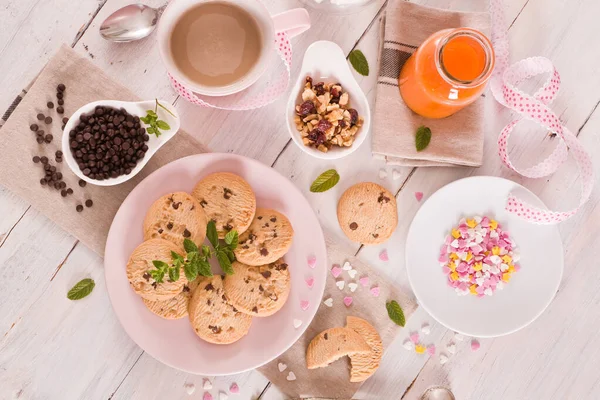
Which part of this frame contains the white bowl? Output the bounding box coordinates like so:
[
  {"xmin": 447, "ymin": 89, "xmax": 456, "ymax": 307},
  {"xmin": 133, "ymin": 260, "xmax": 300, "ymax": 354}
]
[
  {"xmin": 62, "ymin": 99, "xmax": 180, "ymax": 186},
  {"xmin": 299, "ymin": 0, "xmax": 378, "ymax": 15},
  {"xmin": 286, "ymin": 41, "xmax": 371, "ymax": 160}
]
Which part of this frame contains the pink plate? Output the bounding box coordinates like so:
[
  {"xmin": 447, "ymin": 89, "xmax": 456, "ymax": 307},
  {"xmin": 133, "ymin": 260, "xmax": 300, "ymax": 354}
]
[{"xmin": 104, "ymin": 153, "xmax": 327, "ymax": 375}]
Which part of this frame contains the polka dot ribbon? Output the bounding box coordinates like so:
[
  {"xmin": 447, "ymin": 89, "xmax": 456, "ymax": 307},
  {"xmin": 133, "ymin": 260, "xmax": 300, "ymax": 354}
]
[
  {"xmin": 490, "ymin": 0, "xmax": 594, "ymax": 224},
  {"xmin": 169, "ymin": 31, "xmax": 293, "ymax": 111}
]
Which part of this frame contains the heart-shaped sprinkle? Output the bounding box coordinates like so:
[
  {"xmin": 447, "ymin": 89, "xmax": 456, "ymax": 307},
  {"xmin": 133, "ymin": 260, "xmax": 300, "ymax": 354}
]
[
  {"xmin": 307, "ymin": 255, "xmax": 317, "ymax": 269},
  {"xmin": 415, "ymin": 192, "xmax": 424, "ymax": 202},
  {"xmin": 203, "ymin": 393, "xmax": 213, "ymax": 400},
  {"xmin": 421, "ymin": 323, "xmax": 431, "ymax": 335},
  {"xmin": 342, "ymin": 261, "xmax": 353, "ymax": 271},
  {"xmin": 203, "ymin": 379, "xmax": 212, "ymax": 390},
  {"xmin": 305, "ymin": 276, "xmax": 314, "ymax": 288},
  {"xmin": 331, "ymin": 265, "xmax": 342, "ymax": 278},
  {"xmin": 219, "ymin": 392, "xmax": 229, "ymax": 400},
  {"xmin": 336, "ymin": 280, "xmax": 345, "ymax": 290},
  {"xmin": 278, "ymin": 362, "xmax": 288, "ymax": 372},
  {"xmin": 379, "ymin": 169, "xmax": 388, "ymax": 179},
  {"xmin": 415, "ymin": 344, "xmax": 426, "ymax": 354},
  {"xmin": 359, "ymin": 276, "xmax": 369, "ymax": 287},
  {"xmin": 402, "ymin": 340, "xmax": 414, "ymax": 350},
  {"xmin": 379, "ymin": 249, "xmax": 389, "ymax": 261},
  {"xmin": 293, "ymin": 319, "xmax": 302, "ymax": 329},
  {"xmin": 454, "ymin": 333, "xmax": 465, "ymax": 341},
  {"xmin": 348, "ymin": 282, "xmax": 358, "ymax": 292},
  {"xmin": 392, "ymin": 169, "xmax": 401, "ymax": 180},
  {"xmin": 300, "ymin": 300, "xmax": 309, "ymax": 311},
  {"xmin": 427, "ymin": 345, "xmax": 436, "ymax": 356},
  {"xmin": 184, "ymin": 383, "xmax": 196, "ymax": 395},
  {"xmin": 446, "ymin": 343, "xmax": 456, "ymax": 354},
  {"xmin": 471, "ymin": 339, "xmax": 480, "ymax": 351},
  {"xmin": 409, "ymin": 332, "xmax": 419, "ymax": 344},
  {"xmin": 287, "ymin": 371, "xmax": 296, "ymax": 381},
  {"xmin": 347, "ymin": 269, "xmax": 358, "ymax": 279},
  {"xmin": 439, "ymin": 354, "xmax": 449, "ymax": 365},
  {"xmin": 370, "ymin": 286, "xmax": 380, "ymax": 297},
  {"xmin": 229, "ymin": 383, "xmax": 239, "ymax": 394},
  {"xmin": 343, "ymin": 296, "xmax": 353, "ymax": 307},
  {"xmin": 323, "ymin": 297, "xmax": 333, "ymax": 307}
]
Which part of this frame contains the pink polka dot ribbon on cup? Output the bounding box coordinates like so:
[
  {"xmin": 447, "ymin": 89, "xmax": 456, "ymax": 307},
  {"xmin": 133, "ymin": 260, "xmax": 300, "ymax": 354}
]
[
  {"xmin": 490, "ymin": 0, "xmax": 594, "ymax": 224},
  {"xmin": 169, "ymin": 7, "xmax": 310, "ymax": 111}
]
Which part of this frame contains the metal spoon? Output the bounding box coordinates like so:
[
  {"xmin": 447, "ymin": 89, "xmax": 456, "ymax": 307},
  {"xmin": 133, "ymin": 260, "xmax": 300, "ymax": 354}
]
[
  {"xmin": 420, "ymin": 386, "xmax": 456, "ymax": 400},
  {"xmin": 99, "ymin": 3, "xmax": 166, "ymax": 42}
]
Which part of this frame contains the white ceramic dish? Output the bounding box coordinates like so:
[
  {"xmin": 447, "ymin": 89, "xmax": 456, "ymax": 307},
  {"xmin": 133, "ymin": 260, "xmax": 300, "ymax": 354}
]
[
  {"xmin": 299, "ymin": 0, "xmax": 377, "ymax": 15},
  {"xmin": 286, "ymin": 41, "xmax": 371, "ymax": 160},
  {"xmin": 62, "ymin": 99, "xmax": 180, "ymax": 187},
  {"xmin": 406, "ymin": 176, "xmax": 564, "ymax": 338}
]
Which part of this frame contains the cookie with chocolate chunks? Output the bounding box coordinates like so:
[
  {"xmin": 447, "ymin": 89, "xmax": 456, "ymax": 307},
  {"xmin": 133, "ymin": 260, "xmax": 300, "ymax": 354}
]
[
  {"xmin": 234, "ymin": 208, "xmax": 294, "ymax": 266},
  {"xmin": 143, "ymin": 192, "xmax": 207, "ymax": 251},
  {"xmin": 142, "ymin": 277, "xmax": 200, "ymax": 320},
  {"xmin": 191, "ymin": 172, "xmax": 256, "ymax": 239},
  {"xmin": 223, "ymin": 259, "xmax": 290, "ymax": 317},
  {"xmin": 337, "ymin": 182, "xmax": 398, "ymax": 245},
  {"xmin": 188, "ymin": 275, "xmax": 252, "ymax": 344}
]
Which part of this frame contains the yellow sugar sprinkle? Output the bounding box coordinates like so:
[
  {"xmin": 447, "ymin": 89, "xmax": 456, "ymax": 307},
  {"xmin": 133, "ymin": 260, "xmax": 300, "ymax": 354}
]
[
  {"xmin": 415, "ymin": 344, "xmax": 426, "ymax": 354},
  {"xmin": 473, "ymin": 262, "xmax": 483, "ymax": 272},
  {"xmin": 450, "ymin": 272, "xmax": 459, "ymax": 281},
  {"xmin": 469, "ymin": 284, "xmax": 478, "ymax": 295},
  {"xmin": 451, "ymin": 229, "xmax": 461, "ymax": 239},
  {"xmin": 490, "ymin": 220, "xmax": 498, "ymax": 230},
  {"xmin": 466, "ymin": 218, "xmax": 477, "ymax": 228},
  {"xmin": 465, "ymin": 252, "xmax": 473, "ymax": 262},
  {"xmin": 502, "ymin": 255, "xmax": 512, "ymax": 264},
  {"xmin": 492, "ymin": 246, "xmax": 501, "ymax": 256},
  {"xmin": 502, "ymin": 272, "xmax": 511, "ymax": 282}
]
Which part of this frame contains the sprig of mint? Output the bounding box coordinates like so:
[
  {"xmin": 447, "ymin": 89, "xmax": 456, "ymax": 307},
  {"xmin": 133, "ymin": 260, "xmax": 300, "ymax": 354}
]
[
  {"xmin": 206, "ymin": 220, "xmax": 238, "ymax": 275},
  {"xmin": 148, "ymin": 238, "xmax": 212, "ymax": 284},
  {"xmin": 386, "ymin": 300, "xmax": 406, "ymax": 327},
  {"xmin": 67, "ymin": 278, "xmax": 95, "ymax": 300},
  {"xmin": 310, "ymin": 169, "xmax": 340, "ymax": 193},
  {"xmin": 415, "ymin": 126, "xmax": 432, "ymax": 152},
  {"xmin": 348, "ymin": 49, "xmax": 369, "ymax": 76},
  {"xmin": 140, "ymin": 99, "xmax": 176, "ymax": 137}
]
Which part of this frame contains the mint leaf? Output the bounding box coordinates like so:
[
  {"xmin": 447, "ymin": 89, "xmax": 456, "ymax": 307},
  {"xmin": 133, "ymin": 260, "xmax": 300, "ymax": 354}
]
[
  {"xmin": 415, "ymin": 126, "xmax": 432, "ymax": 152},
  {"xmin": 386, "ymin": 300, "xmax": 406, "ymax": 327},
  {"xmin": 197, "ymin": 258, "xmax": 213, "ymax": 277},
  {"xmin": 168, "ymin": 266, "xmax": 180, "ymax": 282},
  {"xmin": 206, "ymin": 220, "xmax": 219, "ymax": 248},
  {"xmin": 156, "ymin": 120, "xmax": 170, "ymax": 130},
  {"xmin": 152, "ymin": 260, "xmax": 169, "ymax": 271},
  {"xmin": 222, "ymin": 247, "xmax": 235, "ymax": 262},
  {"xmin": 184, "ymin": 257, "xmax": 198, "ymax": 281},
  {"xmin": 349, "ymin": 49, "xmax": 369, "ymax": 76},
  {"xmin": 149, "ymin": 269, "xmax": 165, "ymax": 284},
  {"xmin": 310, "ymin": 169, "xmax": 340, "ymax": 193},
  {"xmin": 67, "ymin": 278, "xmax": 95, "ymax": 300},
  {"xmin": 183, "ymin": 239, "xmax": 198, "ymax": 254},
  {"xmin": 202, "ymin": 245, "xmax": 211, "ymax": 258},
  {"xmin": 171, "ymin": 251, "xmax": 184, "ymax": 263},
  {"xmin": 224, "ymin": 230, "xmax": 238, "ymax": 249},
  {"xmin": 147, "ymin": 110, "xmax": 157, "ymax": 118},
  {"xmin": 146, "ymin": 126, "xmax": 156, "ymax": 135},
  {"xmin": 217, "ymin": 250, "xmax": 234, "ymax": 275}
]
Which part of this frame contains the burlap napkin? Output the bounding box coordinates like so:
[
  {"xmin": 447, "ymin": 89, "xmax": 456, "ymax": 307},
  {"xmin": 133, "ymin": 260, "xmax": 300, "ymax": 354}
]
[
  {"xmin": 372, "ymin": 1, "xmax": 490, "ymax": 167},
  {"xmin": 0, "ymin": 45, "xmax": 208, "ymax": 255},
  {"xmin": 258, "ymin": 233, "xmax": 417, "ymax": 399}
]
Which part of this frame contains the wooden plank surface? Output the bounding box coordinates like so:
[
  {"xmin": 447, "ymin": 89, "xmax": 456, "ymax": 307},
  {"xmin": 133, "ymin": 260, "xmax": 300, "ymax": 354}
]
[{"xmin": 0, "ymin": 0, "xmax": 599, "ymax": 399}]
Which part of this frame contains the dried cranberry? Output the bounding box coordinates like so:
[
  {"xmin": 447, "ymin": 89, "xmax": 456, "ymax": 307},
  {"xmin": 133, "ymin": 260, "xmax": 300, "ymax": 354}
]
[
  {"xmin": 330, "ymin": 87, "xmax": 341, "ymax": 103},
  {"xmin": 348, "ymin": 108, "xmax": 359, "ymax": 125},
  {"xmin": 316, "ymin": 119, "xmax": 333, "ymax": 133},
  {"xmin": 305, "ymin": 76, "xmax": 313, "ymax": 85},
  {"xmin": 339, "ymin": 120, "xmax": 347, "ymax": 128},
  {"xmin": 308, "ymin": 129, "xmax": 326, "ymax": 146},
  {"xmin": 314, "ymin": 82, "xmax": 325, "ymax": 96},
  {"xmin": 298, "ymin": 101, "xmax": 316, "ymax": 117}
]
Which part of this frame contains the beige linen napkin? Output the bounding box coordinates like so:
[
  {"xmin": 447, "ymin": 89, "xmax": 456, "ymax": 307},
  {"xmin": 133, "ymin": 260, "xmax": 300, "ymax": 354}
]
[
  {"xmin": 372, "ymin": 1, "xmax": 490, "ymax": 167},
  {"xmin": 258, "ymin": 233, "xmax": 417, "ymax": 399},
  {"xmin": 0, "ymin": 45, "xmax": 208, "ymax": 255}
]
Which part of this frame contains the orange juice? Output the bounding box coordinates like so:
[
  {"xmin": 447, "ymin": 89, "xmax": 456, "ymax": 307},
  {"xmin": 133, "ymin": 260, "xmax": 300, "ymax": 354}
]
[{"xmin": 399, "ymin": 28, "xmax": 495, "ymax": 119}]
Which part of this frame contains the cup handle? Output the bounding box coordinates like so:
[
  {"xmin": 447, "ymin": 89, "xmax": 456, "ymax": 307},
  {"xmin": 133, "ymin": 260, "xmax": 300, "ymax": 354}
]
[{"xmin": 271, "ymin": 8, "xmax": 311, "ymax": 39}]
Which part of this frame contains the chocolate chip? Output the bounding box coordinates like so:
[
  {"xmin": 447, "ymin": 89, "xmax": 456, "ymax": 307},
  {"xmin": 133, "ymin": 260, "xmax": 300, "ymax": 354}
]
[
  {"xmin": 200, "ymin": 199, "xmax": 207, "ymax": 207},
  {"xmin": 67, "ymin": 188, "xmax": 73, "ymax": 195},
  {"xmin": 260, "ymin": 270, "xmax": 271, "ymax": 278},
  {"xmin": 61, "ymin": 190, "xmax": 67, "ymax": 197},
  {"xmin": 151, "ymin": 282, "xmax": 158, "ymax": 289},
  {"xmin": 377, "ymin": 192, "xmax": 391, "ymax": 204},
  {"xmin": 62, "ymin": 117, "xmax": 69, "ymax": 124},
  {"xmin": 209, "ymin": 325, "xmax": 222, "ymax": 334},
  {"xmin": 270, "ymin": 217, "xmax": 276, "ymax": 222},
  {"xmin": 257, "ymin": 216, "xmax": 262, "ymax": 220},
  {"xmin": 47, "ymin": 102, "xmax": 54, "ymax": 109},
  {"xmin": 57, "ymin": 106, "xmax": 64, "ymax": 114},
  {"xmin": 56, "ymin": 92, "xmax": 64, "ymax": 100},
  {"xmin": 205, "ymin": 283, "xmax": 214, "ymax": 291},
  {"xmin": 207, "ymin": 299, "xmax": 211, "ymax": 306},
  {"xmin": 142, "ymin": 272, "xmax": 150, "ymax": 281},
  {"xmin": 57, "ymin": 99, "xmax": 64, "ymax": 106},
  {"xmin": 44, "ymin": 116, "xmax": 52, "ymax": 124},
  {"xmin": 167, "ymin": 222, "xmax": 173, "ymax": 230},
  {"xmin": 76, "ymin": 204, "xmax": 84, "ymax": 212},
  {"xmin": 252, "ymin": 306, "xmax": 258, "ymax": 313},
  {"xmin": 182, "ymin": 285, "xmax": 190, "ymax": 292},
  {"xmin": 158, "ymin": 229, "xmax": 163, "ymax": 234},
  {"xmin": 30, "ymin": 124, "xmax": 39, "ymax": 132},
  {"xmin": 78, "ymin": 179, "xmax": 86, "ymax": 187},
  {"xmin": 85, "ymin": 199, "xmax": 93, "ymax": 208},
  {"xmin": 349, "ymin": 222, "xmax": 358, "ymax": 230},
  {"xmin": 183, "ymin": 229, "xmax": 191, "ymax": 238},
  {"xmin": 40, "ymin": 156, "xmax": 48, "ymax": 164},
  {"xmin": 172, "ymin": 201, "xmax": 181, "ymax": 210},
  {"xmin": 36, "ymin": 113, "xmax": 45, "ymax": 121},
  {"xmin": 324, "ymin": 333, "xmax": 328, "ymax": 340},
  {"xmin": 32, "ymin": 156, "xmax": 40, "ymax": 163},
  {"xmin": 223, "ymin": 188, "xmax": 233, "ymax": 199},
  {"xmin": 44, "ymin": 134, "xmax": 53, "ymax": 143},
  {"xmin": 57, "ymin": 83, "xmax": 66, "ymax": 92},
  {"xmin": 260, "ymin": 248, "xmax": 269, "ymax": 256},
  {"xmin": 372, "ymin": 233, "xmax": 379, "ymax": 238},
  {"xmin": 258, "ymin": 284, "xmax": 264, "ymax": 292},
  {"xmin": 40, "ymin": 178, "xmax": 47, "ymax": 186},
  {"xmin": 223, "ymin": 223, "xmax": 233, "ymax": 231}
]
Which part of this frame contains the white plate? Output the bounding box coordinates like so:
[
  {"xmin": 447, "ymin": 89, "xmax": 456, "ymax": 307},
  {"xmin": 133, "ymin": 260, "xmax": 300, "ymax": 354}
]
[
  {"xmin": 406, "ymin": 176, "xmax": 563, "ymax": 337},
  {"xmin": 104, "ymin": 153, "xmax": 327, "ymax": 375}
]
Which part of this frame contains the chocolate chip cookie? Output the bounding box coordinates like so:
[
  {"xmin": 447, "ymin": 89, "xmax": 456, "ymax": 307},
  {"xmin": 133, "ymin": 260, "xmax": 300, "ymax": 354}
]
[
  {"xmin": 337, "ymin": 182, "xmax": 398, "ymax": 245},
  {"xmin": 188, "ymin": 275, "xmax": 253, "ymax": 344},
  {"xmin": 306, "ymin": 327, "xmax": 371, "ymax": 370},
  {"xmin": 143, "ymin": 192, "xmax": 207, "ymax": 250},
  {"xmin": 223, "ymin": 259, "xmax": 290, "ymax": 317},
  {"xmin": 234, "ymin": 208, "xmax": 294, "ymax": 266},
  {"xmin": 191, "ymin": 172, "xmax": 256, "ymax": 239},
  {"xmin": 126, "ymin": 238, "xmax": 186, "ymax": 301},
  {"xmin": 346, "ymin": 316, "xmax": 383, "ymax": 382},
  {"xmin": 142, "ymin": 278, "xmax": 200, "ymax": 320}
]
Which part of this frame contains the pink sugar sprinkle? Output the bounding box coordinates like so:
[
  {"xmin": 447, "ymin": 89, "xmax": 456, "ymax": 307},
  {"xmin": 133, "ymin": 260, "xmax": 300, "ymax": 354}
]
[
  {"xmin": 370, "ymin": 286, "xmax": 380, "ymax": 297},
  {"xmin": 481, "ymin": 217, "xmax": 490, "ymax": 227},
  {"xmin": 458, "ymin": 239, "xmax": 467, "ymax": 248},
  {"xmin": 343, "ymin": 296, "xmax": 353, "ymax": 307},
  {"xmin": 203, "ymin": 393, "xmax": 213, "ymax": 400},
  {"xmin": 468, "ymin": 266, "xmax": 475, "ymax": 274},
  {"xmin": 458, "ymin": 282, "xmax": 468, "ymax": 291},
  {"xmin": 471, "ymin": 339, "xmax": 481, "ymax": 351},
  {"xmin": 438, "ymin": 254, "xmax": 448, "ymax": 263},
  {"xmin": 379, "ymin": 249, "xmax": 389, "ymax": 261},
  {"xmin": 359, "ymin": 276, "xmax": 370, "ymax": 287},
  {"xmin": 305, "ymin": 276, "xmax": 314, "ymax": 288},
  {"xmin": 331, "ymin": 265, "xmax": 342, "ymax": 278},
  {"xmin": 307, "ymin": 255, "xmax": 317, "ymax": 269},
  {"xmin": 300, "ymin": 300, "xmax": 310, "ymax": 311},
  {"xmin": 442, "ymin": 266, "xmax": 451, "ymax": 275},
  {"xmin": 444, "ymin": 235, "xmax": 452, "ymax": 245},
  {"xmin": 229, "ymin": 383, "xmax": 240, "ymax": 394},
  {"xmin": 415, "ymin": 191, "xmax": 424, "ymax": 201},
  {"xmin": 447, "ymin": 279, "xmax": 455, "ymax": 287},
  {"xmin": 427, "ymin": 344, "xmax": 436, "ymax": 356},
  {"xmin": 476, "ymin": 286, "xmax": 485, "ymax": 294},
  {"xmin": 514, "ymin": 264, "xmax": 521, "ymax": 272},
  {"xmin": 459, "ymin": 226, "xmax": 468, "ymax": 236},
  {"xmin": 410, "ymin": 332, "xmax": 420, "ymax": 343},
  {"xmin": 457, "ymin": 263, "xmax": 468, "ymax": 273}
]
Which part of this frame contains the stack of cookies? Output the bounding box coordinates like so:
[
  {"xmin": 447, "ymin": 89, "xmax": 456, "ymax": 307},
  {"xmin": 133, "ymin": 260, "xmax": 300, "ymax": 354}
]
[{"xmin": 125, "ymin": 172, "xmax": 295, "ymax": 345}]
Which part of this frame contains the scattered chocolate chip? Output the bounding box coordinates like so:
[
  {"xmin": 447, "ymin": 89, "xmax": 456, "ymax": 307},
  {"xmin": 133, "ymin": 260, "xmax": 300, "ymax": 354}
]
[
  {"xmin": 260, "ymin": 248, "xmax": 269, "ymax": 256},
  {"xmin": 270, "ymin": 217, "xmax": 276, "ymax": 222},
  {"xmin": 40, "ymin": 178, "xmax": 47, "ymax": 186},
  {"xmin": 76, "ymin": 204, "xmax": 84, "ymax": 212},
  {"xmin": 32, "ymin": 156, "xmax": 40, "ymax": 163},
  {"xmin": 205, "ymin": 283, "xmax": 214, "ymax": 291},
  {"xmin": 372, "ymin": 233, "xmax": 379, "ymax": 238},
  {"xmin": 30, "ymin": 124, "xmax": 39, "ymax": 132},
  {"xmin": 324, "ymin": 333, "xmax": 329, "ymax": 340},
  {"xmin": 223, "ymin": 188, "xmax": 233, "ymax": 199},
  {"xmin": 182, "ymin": 285, "xmax": 190, "ymax": 292},
  {"xmin": 377, "ymin": 192, "xmax": 391, "ymax": 204},
  {"xmin": 183, "ymin": 229, "xmax": 191, "ymax": 238},
  {"xmin": 142, "ymin": 273, "xmax": 150, "ymax": 281},
  {"xmin": 172, "ymin": 201, "xmax": 182, "ymax": 210},
  {"xmin": 36, "ymin": 113, "xmax": 45, "ymax": 121},
  {"xmin": 242, "ymin": 245, "xmax": 249, "ymax": 249},
  {"xmin": 44, "ymin": 134, "xmax": 53, "ymax": 143},
  {"xmin": 67, "ymin": 188, "xmax": 73, "ymax": 195},
  {"xmin": 257, "ymin": 216, "xmax": 262, "ymax": 220},
  {"xmin": 223, "ymin": 223, "xmax": 233, "ymax": 231},
  {"xmin": 258, "ymin": 284, "xmax": 264, "ymax": 292},
  {"xmin": 167, "ymin": 222, "xmax": 173, "ymax": 230},
  {"xmin": 61, "ymin": 190, "xmax": 67, "ymax": 197},
  {"xmin": 44, "ymin": 116, "xmax": 52, "ymax": 124},
  {"xmin": 209, "ymin": 325, "xmax": 222, "ymax": 334},
  {"xmin": 158, "ymin": 228, "xmax": 163, "ymax": 234},
  {"xmin": 40, "ymin": 156, "xmax": 48, "ymax": 164},
  {"xmin": 62, "ymin": 117, "xmax": 69, "ymax": 124},
  {"xmin": 47, "ymin": 102, "xmax": 54, "ymax": 109},
  {"xmin": 199, "ymin": 199, "xmax": 207, "ymax": 207},
  {"xmin": 56, "ymin": 92, "xmax": 64, "ymax": 100},
  {"xmin": 57, "ymin": 99, "xmax": 64, "ymax": 106},
  {"xmin": 260, "ymin": 270, "xmax": 271, "ymax": 279},
  {"xmin": 78, "ymin": 179, "xmax": 86, "ymax": 187},
  {"xmin": 57, "ymin": 106, "xmax": 64, "ymax": 114},
  {"xmin": 57, "ymin": 83, "xmax": 66, "ymax": 92},
  {"xmin": 151, "ymin": 282, "xmax": 158, "ymax": 289},
  {"xmin": 252, "ymin": 306, "xmax": 258, "ymax": 313},
  {"xmin": 349, "ymin": 222, "xmax": 358, "ymax": 230},
  {"xmin": 85, "ymin": 199, "xmax": 93, "ymax": 208},
  {"xmin": 207, "ymin": 299, "xmax": 211, "ymax": 306}
]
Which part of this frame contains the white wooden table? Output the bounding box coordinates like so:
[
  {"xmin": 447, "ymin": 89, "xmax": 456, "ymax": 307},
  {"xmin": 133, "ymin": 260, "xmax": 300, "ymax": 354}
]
[{"xmin": 1, "ymin": 0, "xmax": 600, "ymax": 399}]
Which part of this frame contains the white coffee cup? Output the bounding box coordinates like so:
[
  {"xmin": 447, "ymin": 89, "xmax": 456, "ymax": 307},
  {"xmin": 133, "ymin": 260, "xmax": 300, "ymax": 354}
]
[{"xmin": 157, "ymin": 0, "xmax": 310, "ymax": 97}]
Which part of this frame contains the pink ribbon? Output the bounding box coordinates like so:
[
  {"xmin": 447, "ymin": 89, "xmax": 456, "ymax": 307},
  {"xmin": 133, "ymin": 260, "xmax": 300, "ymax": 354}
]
[{"xmin": 490, "ymin": 0, "xmax": 594, "ymax": 224}]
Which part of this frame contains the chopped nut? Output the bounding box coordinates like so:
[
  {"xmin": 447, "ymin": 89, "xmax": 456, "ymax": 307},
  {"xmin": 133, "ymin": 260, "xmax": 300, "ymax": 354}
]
[{"xmin": 339, "ymin": 92, "xmax": 349, "ymax": 106}]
